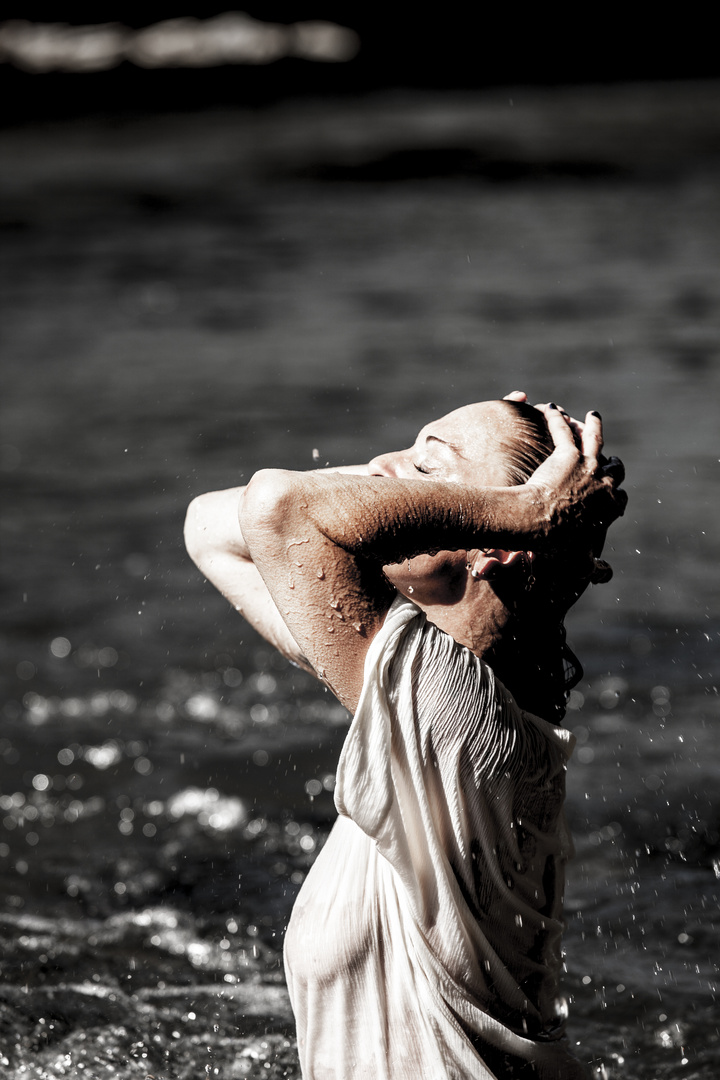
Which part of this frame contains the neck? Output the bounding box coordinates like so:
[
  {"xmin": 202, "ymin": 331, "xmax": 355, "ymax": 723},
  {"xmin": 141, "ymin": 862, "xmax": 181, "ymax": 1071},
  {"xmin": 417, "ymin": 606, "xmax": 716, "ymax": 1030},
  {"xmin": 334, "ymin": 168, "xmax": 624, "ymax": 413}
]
[{"xmin": 417, "ymin": 581, "xmax": 509, "ymax": 659}]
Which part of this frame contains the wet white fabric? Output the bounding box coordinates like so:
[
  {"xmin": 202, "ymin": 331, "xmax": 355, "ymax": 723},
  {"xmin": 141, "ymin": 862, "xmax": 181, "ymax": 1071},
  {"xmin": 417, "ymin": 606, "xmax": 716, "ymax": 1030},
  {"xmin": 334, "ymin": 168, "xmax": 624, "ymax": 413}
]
[{"xmin": 284, "ymin": 595, "xmax": 585, "ymax": 1079}]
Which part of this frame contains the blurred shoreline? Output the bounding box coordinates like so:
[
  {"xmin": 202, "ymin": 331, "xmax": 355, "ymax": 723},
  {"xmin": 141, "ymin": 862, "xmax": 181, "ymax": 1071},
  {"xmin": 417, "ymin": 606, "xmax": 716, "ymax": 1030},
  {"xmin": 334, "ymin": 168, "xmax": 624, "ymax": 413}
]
[{"xmin": 2, "ymin": 81, "xmax": 720, "ymax": 198}]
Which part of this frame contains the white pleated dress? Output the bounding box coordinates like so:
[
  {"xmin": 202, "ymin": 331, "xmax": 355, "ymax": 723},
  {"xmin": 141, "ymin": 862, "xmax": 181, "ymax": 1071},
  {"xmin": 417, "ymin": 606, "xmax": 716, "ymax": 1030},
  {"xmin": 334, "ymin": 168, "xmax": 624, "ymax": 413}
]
[{"xmin": 284, "ymin": 596, "xmax": 587, "ymax": 1080}]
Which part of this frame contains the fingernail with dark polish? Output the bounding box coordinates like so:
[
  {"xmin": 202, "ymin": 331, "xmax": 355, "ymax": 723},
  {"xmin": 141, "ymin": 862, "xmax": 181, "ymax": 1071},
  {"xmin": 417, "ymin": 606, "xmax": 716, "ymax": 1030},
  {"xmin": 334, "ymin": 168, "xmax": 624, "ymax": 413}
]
[
  {"xmin": 548, "ymin": 402, "xmax": 558, "ymax": 410},
  {"xmin": 590, "ymin": 410, "xmax": 601, "ymax": 419}
]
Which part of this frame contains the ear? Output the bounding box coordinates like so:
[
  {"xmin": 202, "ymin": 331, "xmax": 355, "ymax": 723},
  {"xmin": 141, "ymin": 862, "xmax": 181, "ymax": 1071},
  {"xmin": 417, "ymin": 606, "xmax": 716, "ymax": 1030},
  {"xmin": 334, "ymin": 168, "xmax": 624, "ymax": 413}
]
[{"xmin": 469, "ymin": 548, "xmax": 529, "ymax": 580}]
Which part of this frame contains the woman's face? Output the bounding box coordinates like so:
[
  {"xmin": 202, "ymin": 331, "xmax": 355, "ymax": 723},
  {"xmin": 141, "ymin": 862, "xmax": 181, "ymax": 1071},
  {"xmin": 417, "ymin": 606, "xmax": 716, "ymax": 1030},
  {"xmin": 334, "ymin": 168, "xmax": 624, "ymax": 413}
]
[
  {"xmin": 368, "ymin": 401, "xmax": 511, "ymax": 487},
  {"xmin": 368, "ymin": 401, "xmax": 515, "ymax": 604}
]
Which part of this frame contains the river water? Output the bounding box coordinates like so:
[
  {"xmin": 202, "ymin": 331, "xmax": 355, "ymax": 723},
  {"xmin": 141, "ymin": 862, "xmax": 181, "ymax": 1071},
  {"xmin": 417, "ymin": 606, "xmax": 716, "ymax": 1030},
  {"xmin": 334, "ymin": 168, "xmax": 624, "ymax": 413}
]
[{"xmin": 1, "ymin": 83, "xmax": 719, "ymax": 1078}]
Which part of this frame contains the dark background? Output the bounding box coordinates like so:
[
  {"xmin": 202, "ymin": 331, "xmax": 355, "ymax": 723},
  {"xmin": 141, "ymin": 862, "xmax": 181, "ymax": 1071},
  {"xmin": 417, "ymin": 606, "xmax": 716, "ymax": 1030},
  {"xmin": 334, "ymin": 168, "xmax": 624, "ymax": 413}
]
[{"xmin": 2, "ymin": 5, "xmax": 719, "ymax": 125}]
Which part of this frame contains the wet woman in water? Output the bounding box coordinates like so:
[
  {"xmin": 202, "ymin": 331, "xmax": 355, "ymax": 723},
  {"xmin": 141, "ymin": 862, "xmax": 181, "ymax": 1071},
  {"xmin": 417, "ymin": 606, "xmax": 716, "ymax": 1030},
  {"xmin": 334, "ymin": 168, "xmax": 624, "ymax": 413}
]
[{"xmin": 184, "ymin": 395, "xmax": 626, "ymax": 1079}]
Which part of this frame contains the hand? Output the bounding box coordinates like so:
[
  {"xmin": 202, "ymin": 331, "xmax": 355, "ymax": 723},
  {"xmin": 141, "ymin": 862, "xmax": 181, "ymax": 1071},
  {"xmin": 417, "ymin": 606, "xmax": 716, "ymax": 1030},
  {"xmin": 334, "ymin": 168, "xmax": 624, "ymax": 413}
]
[
  {"xmin": 524, "ymin": 405, "xmax": 627, "ymax": 551},
  {"xmin": 509, "ymin": 392, "xmax": 598, "ymax": 447},
  {"xmin": 534, "ymin": 401, "xmax": 626, "ymax": 491},
  {"xmin": 504, "ymin": 392, "xmax": 626, "ymax": 515}
]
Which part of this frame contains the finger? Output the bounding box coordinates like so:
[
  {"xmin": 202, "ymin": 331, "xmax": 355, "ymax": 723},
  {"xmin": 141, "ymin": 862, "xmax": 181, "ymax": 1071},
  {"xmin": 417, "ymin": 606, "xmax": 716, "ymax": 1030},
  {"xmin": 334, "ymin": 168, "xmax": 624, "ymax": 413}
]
[
  {"xmin": 582, "ymin": 411, "xmax": 604, "ymax": 463},
  {"xmin": 536, "ymin": 401, "xmax": 570, "ymax": 421},
  {"xmin": 602, "ymin": 455, "xmax": 625, "ymax": 486},
  {"xmin": 503, "ymin": 391, "xmax": 527, "ymax": 402},
  {"xmin": 541, "ymin": 403, "xmax": 577, "ymax": 450},
  {"xmin": 543, "ymin": 402, "xmax": 586, "ymax": 443},
  {"xmin": 535, "ymin": 402, "xmax": 577, "ymax": 432},
  {"xmin": 562, "ymin": 415, "xmax": 584, "ymax": 445},
  {"xmin": 596, "ymin": 476, "xmax": 628, "ymax": 522},
  {"xmin": 549, "ymin": 405, "xmax": 583, "ymax": 448}
]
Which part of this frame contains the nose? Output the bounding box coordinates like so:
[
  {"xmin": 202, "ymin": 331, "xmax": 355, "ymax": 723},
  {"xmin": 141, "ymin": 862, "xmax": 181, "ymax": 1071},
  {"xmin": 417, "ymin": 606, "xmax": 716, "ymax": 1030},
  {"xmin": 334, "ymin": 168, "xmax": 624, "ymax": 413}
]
[
  {"xmin": 368, "ymin": 450, "xmax": 407, "ymax": 477},
  {"xmin": 368, "ymin": 452, "xmax": 394, "ymax": 476}
]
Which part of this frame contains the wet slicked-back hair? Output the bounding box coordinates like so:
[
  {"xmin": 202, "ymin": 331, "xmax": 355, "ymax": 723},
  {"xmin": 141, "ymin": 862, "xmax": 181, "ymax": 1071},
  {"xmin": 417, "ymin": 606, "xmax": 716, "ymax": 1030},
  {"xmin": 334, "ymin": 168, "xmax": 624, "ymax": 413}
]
[{"xmin": 496, "ymin": 400, "xmax": 555, "ymax": 486}]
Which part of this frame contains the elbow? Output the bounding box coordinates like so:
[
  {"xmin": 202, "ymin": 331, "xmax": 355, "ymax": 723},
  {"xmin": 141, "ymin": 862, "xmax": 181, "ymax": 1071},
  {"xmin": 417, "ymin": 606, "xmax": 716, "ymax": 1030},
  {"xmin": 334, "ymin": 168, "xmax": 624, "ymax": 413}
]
[
  {"xmin": 184, "ymin": 491, "xmax": 235, "ymax": 570},
  {"xmin": 184, "ymin": 494, "xmax": 210, "ymax": 566},
  {"xmin": 241, "ymin": 469, "xmax": 298, "ymax": 551}
]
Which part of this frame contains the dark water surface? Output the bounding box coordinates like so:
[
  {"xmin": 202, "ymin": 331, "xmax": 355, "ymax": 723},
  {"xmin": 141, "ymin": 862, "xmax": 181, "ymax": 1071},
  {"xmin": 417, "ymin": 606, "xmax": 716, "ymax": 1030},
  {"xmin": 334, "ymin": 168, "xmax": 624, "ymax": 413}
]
[{"xmin": 2, "ymin": 84, "xmax": 719, "ymax": 1077}]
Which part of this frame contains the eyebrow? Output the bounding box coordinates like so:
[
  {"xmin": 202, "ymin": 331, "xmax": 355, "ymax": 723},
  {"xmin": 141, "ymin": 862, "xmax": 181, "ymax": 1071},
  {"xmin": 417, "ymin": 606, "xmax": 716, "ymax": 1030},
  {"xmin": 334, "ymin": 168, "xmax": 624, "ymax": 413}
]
[{"xmin": 425, "ymin": 434, "xmax": 465, "ymax": 457}]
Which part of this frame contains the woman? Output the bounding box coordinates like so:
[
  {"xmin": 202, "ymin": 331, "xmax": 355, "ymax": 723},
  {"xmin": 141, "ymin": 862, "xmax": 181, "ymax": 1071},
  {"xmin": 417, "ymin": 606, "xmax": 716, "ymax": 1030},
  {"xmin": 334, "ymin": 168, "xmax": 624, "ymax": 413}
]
[{"xmin": 184, "ymin": 395, "xmax": 626, "ymax": 1079}]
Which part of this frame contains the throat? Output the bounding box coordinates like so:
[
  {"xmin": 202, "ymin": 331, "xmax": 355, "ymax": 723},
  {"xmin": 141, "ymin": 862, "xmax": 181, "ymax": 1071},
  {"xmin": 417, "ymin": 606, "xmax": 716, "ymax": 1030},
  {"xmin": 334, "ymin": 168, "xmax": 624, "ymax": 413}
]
[{"xmin": 419, "ymin": 594, "xmax": 508, "ymax": 662}]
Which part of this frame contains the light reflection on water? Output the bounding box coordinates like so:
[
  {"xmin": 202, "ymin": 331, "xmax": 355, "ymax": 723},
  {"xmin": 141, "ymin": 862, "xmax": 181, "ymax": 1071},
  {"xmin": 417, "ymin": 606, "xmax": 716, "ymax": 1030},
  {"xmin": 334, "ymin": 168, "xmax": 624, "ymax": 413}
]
[{"xmin": 2, "ymin": 88, "xmax": 720, "ymax": 1076}]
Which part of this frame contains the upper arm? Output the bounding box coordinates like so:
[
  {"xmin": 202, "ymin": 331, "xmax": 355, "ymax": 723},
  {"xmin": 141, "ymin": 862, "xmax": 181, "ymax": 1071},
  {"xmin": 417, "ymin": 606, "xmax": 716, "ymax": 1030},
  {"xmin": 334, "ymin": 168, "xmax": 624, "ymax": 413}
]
[
  {"xmin": 240, "ymin": 469, "xmax": 395, "ymax": 711},
  {"xmin": 184, "ymin": 488, "xmax": 315, "ymax": 675}
]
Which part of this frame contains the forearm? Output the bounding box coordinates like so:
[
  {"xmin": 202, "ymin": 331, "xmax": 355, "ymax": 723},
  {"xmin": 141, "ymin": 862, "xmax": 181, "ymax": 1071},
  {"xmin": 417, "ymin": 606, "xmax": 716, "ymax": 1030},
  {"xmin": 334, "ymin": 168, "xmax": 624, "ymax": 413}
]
[
  {"xmin": 241, "ymin": 405, "xmax": 626, "ymax": 565},
  {"xmin": 239, "ymin": 469, "xmax": 544, "ymax": 710},
  {"xmin": 316, "ymin": 463, "xmax": 370, "ymax": 476},
  {"xmin": 242, "ymin": 470, "xmax": 542, "ymax": 565}
]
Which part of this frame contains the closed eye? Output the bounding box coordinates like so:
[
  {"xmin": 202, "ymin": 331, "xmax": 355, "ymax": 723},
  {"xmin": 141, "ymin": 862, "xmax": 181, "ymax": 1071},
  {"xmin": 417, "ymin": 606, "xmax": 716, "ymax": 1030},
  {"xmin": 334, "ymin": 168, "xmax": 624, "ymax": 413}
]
[{"xmin": 414, "ymin": 462, "xmax": 431, "ymax": 474}]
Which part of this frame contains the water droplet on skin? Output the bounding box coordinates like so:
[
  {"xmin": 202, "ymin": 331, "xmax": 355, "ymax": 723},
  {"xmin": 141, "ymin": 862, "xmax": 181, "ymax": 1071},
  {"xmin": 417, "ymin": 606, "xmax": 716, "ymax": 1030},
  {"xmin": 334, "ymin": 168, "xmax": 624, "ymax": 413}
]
[
  {"xmin": 286, "ymin": 537, "xmax": 310, "ymax": 556},
  {"xmin": 407, "ymin": 586, "xmax": 414, "ymax": 594},
  {"xmin": 352, "ymin": 622, "xmax": 364, "ymax": 635},
  {"xmin": 288, "ymin": 576, "xmax": 295, "ymax": 589},
  {"xmin": 317, "ymin": 568, "xmax": 325, "ymax": 580},
  {"xmin": 327, "ymin": 625, "xmax": 334, "ymax": 633},
  {"xmin": 329, "ymin": 599, "xmax": 340, "ymax": 609}
]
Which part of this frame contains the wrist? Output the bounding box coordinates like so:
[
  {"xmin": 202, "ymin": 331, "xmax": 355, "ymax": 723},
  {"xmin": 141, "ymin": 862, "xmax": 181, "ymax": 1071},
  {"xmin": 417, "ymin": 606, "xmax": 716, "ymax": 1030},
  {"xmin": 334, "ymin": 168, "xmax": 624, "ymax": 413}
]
[{"xmin": 514, "ymin": 483, "xmax": 552, "ymax": 549}]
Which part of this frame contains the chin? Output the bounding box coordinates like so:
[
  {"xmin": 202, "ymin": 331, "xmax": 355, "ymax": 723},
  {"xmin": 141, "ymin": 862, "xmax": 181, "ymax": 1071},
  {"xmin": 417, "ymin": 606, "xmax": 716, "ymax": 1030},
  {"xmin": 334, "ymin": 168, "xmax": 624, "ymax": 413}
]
[{"xmin": 384, "ymin": 553, "xmax": 465, "ymax": 606}]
